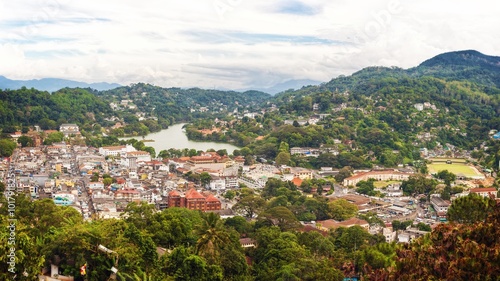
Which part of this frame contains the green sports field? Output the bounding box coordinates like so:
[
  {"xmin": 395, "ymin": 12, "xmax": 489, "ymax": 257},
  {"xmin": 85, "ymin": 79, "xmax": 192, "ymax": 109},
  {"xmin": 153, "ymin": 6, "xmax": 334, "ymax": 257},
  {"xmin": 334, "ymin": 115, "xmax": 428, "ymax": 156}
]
[{"xmin": 427, "ymin": 163, "xmax": 482, "ymax": 178}]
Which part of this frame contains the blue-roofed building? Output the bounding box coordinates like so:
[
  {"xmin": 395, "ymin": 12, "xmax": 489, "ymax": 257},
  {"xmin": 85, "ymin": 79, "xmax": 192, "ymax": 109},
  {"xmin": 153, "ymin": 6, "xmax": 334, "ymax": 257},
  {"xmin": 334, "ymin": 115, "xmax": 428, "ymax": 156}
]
[{"xmin": 493, "ymin": 132, "xmax": 500, "ymax": 140}]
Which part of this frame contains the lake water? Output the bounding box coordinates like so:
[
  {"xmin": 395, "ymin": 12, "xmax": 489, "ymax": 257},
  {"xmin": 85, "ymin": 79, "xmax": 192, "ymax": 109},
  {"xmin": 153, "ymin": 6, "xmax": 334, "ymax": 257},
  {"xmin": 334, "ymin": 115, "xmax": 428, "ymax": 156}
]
[{"xmin": 119, "ymin": 123, "xmax": 240, "ymax": 154}]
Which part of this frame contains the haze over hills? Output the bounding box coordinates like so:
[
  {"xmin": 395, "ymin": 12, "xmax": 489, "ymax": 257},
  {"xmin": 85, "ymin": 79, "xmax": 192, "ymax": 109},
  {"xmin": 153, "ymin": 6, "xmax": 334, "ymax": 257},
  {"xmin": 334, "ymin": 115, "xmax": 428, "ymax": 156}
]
[
  {"xmin": 0, "ymin": 76, "xmax": 122, "ymax": 92},
  {"xmin": 1, "ymin": 50, "xmax": 498, "ymax": 94}
]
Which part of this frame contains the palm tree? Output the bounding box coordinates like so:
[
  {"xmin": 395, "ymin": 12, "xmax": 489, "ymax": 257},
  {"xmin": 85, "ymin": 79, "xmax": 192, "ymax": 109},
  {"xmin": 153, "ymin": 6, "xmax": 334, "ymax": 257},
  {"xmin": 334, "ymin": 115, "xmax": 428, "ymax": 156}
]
[
  {"xmin": 195, "ymin": 212, "xmax": 230, "ymax": 263},
  {"xmin": 117, "ymin": 269, "xmax": 155, "ymax": 281}
]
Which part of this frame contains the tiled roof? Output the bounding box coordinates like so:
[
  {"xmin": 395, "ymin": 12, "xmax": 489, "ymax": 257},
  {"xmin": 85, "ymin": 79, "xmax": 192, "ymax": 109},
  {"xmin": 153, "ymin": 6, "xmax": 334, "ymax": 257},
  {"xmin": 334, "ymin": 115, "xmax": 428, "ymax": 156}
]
[
  {"xmin": 169, "ymin": 190, "xmax": 181, "ymax": 197},
  {"xmin": 185, "ymin": 188, "xmax": 205, "ymax": 199},
  {"xmin": 205, "ymin": 194, "xmax": 220, "ymax": 202},
  {"xmin": 291, "ymin": 177, "xmax": 303, "ymax": 186},
  {"xmin": 470, "ymin": 188, "xmax": 496, "ymax": 193}
]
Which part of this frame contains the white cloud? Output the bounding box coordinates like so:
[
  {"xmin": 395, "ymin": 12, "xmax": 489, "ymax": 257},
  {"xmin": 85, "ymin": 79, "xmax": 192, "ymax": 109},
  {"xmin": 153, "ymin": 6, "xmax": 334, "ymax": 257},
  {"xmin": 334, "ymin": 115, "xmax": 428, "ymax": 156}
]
[{"xmin": 0, "ymin": 0, "xmax": 498, "ymax": 89}]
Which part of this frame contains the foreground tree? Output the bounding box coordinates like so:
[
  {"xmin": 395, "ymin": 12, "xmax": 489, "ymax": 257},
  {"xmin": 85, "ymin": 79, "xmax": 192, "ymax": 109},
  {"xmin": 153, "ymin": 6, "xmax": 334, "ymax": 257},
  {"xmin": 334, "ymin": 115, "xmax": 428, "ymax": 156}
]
[
  {"xmin": 364, "ymin": 202, "xmax": 500, "ymax": 280},
  {"xmin": 195, "ymin": 212, "xmax": 230, "ymax": 263},
  {"xmin": 447, "ymin": 193, "xmax": 496, "ymax": 224}
]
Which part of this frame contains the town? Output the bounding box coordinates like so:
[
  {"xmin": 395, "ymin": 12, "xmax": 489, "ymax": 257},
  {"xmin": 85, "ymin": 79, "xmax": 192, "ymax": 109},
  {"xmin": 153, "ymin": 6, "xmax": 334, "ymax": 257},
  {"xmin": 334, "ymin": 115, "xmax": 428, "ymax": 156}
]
[{"xmin": 3, "ymin": 122, "xmax": 498, "ymax": 250}]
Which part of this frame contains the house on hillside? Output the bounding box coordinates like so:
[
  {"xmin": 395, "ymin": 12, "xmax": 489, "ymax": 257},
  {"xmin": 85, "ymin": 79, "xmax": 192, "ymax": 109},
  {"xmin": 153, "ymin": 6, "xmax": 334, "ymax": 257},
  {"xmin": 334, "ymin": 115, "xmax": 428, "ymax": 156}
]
[
  {"xmin": 470, "ymin": 187, "xmax": 497, "ymax": 198},
  {"xmin": 59, "ymin": 124, "xmax": 80, "ymax": 137}
]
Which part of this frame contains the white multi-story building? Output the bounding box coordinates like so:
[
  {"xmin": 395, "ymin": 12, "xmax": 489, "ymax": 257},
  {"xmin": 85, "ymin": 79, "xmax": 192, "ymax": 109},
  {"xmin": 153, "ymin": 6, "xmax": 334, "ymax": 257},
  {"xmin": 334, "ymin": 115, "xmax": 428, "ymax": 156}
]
[{"xmin": 99, "ymin": 145, "xmax": 136, "ymax": 157}]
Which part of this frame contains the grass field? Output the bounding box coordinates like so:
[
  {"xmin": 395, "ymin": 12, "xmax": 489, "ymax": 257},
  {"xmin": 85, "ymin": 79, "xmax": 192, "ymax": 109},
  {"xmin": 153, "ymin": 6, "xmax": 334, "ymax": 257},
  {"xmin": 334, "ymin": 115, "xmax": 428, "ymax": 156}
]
[
  {"xmin": 373, "ymin": 180, "xmax": 401, "ymax": 188},
  {"xmin": 427, "ymin": 163, "xmax": 482, "ymax": 177}
]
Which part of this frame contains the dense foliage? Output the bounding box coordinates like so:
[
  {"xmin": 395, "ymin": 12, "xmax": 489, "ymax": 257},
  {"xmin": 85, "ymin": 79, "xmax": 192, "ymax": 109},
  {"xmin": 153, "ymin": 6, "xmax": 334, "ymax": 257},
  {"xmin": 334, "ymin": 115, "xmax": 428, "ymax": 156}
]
[{"xmin": 364, "ymin": 202, "xmax": 500, "ymax": 280}]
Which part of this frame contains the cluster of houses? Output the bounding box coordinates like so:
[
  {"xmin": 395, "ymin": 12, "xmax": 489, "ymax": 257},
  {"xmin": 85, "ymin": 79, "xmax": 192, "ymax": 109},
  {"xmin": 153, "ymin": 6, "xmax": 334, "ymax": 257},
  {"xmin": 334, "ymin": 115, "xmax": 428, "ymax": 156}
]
[{"xmin": 4, "ymin": 128, "xmax": 499, "ymax": 247}]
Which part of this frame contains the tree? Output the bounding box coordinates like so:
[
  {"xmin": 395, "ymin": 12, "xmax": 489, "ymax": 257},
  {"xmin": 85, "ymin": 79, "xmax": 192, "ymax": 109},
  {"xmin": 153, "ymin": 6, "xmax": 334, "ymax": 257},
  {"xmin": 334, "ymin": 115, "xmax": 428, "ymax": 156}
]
[
  {"xmin": 216, "ymin": 149, "xmax": 227, "ymax": 156},
  {"xmin": 17, "ymin": 135, "xmax": 34, "ymax": 147},
  {"xmin": 278, "ymin": 141, "xmax": 290, "ymax": 153},
  {"xmin": 447, "ymin": 193, "xmax": 496, "ymax": 224},
  {"xmin": 336, "ymin": 225, "xmax": 373, "ymax": 252},
  {"xmin": 391, "ymin": 220, "xmax": 413, "ymax": 231},
  {"xmin": 103, "ymin": 177, "xmax": 113, "ymax": 186},
  {"xmin": 440, "ymin": 185, "xmax": 451, "ymax": 200},
  {"xmin": 436, "ymin": 169, "xmax": 456, "ymax": 186},
  {"xmin": 223, "ymin": 190, "xmax": 235, "ymax": 200},
  {"xmin": 200, "ymin": 172, "xmax": 212, "ymax": 188},
  {"xmin": 328, "ymin": 199, "xmax": 358, "ymax": 221},
  {"xmin": 0, "ymin": 139, "xmax": 17, "ymax": 157},
  {"xmin": 335, "ymin": 166, "xmax": 353, "ymax": 183},
  {"xmin": 356, "ymin": 242, "xmax": 397, "ymax": 272},
  {"xmin": 260, "ymin": 206, "xmax": 301, "ymax": 232},
  {"xmin": 401, "ymin": 174, "xmax": 437, "ymax": 196},
  {"xmin": 124, "ymin": 224, "xmax": 159, "ymax": 272},
  {"xmin": 165, "ymin": 247, "xmax": 223, "ymax": 281},
  {"xmin": 143, "ymin": 146, "xmax": 156, "ymax": 158},
  {"xmin": 365, "ymin": 203, "xmax": 500, "ymax": 280},
  {"xmin": 0, "ymin": 220, "xmax": 45, "ymax": 280},
  {"xmin": 224, "ymin": 216, "xmax": 252, "ymax": 235},
  {"xmin": 232, "ymin": 189, "xmax": 266, "ymax": 219},
  {"xmin": 122, "ymin": 201, "xmax": 156, "ymax": 230},
  {"xmin": 43, "ymin": 131, "xmax": 64, "ymax": 145},
  {"xmin": 356, "ymin": 179, "xmax": 376, "ymax": 196},
  {"xmin": 275, "ymin": 151, "xmax": 291, "ymax": 166},
  {"xmin": 416, "ymin": 222, "xmax": 431, "ymax": 232},
  {"xmin": 244, "ymin": 154, "xmax": 255, "ymax": 165},
  {"xmin": 149, "ymin": 208, "xmax": 201, "ymax": 248},
  {"xmin": 195, "ymin": 212, "xmax": 230, "ymax": 263}
]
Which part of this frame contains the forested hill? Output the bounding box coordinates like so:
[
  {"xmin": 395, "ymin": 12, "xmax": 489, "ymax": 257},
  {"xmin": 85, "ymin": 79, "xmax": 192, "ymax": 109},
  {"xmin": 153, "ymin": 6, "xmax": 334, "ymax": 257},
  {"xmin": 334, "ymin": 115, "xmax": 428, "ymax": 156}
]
[
  {"xmin": 98, "ymin": 83, "xmax": 271, "ymax": 121},
  {"xmin": 1, "ymin": 50, "xmax": 500, "ymax": 154},
  {"xmin": 0, "ymin": 83, "xmax": 271, "ymax": 141},
  {"xmin": 410, "ymin": 50, "xmax": 500, "ymax": 89},
  {"xmin": 271, "ymin": 50, "xmax": 500, "ymax": 153}
]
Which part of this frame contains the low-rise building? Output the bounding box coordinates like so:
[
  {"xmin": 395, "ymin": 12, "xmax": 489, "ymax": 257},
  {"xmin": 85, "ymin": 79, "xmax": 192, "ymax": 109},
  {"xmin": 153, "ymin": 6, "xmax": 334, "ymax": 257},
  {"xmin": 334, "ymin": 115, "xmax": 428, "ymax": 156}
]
[
  {"xmin": 430, "ymin": 196, "xmax": 450, "ymax": 217},
  {"xmin": 469, "ymin": 187, "xmax": 497, "ymax": 198},
  {"xmin": 316, "ymin": 218, "xmax": 369, "ymax": 231},
  {"xmin": 343, "ymin": 170, "xmax": 413, "ymax": 186}
]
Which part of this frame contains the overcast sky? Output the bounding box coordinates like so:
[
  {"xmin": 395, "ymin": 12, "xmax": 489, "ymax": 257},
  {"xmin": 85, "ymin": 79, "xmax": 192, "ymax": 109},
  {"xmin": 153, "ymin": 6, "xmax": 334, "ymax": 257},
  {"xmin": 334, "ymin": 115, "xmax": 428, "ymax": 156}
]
[{"xmin": 0, "ymin": 0, "xmax": 498, "ymax": 90}]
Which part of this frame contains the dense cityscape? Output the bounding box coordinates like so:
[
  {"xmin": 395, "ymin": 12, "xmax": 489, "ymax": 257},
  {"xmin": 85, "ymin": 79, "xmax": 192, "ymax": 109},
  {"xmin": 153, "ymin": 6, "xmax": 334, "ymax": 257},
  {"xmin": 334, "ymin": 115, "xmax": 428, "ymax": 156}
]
[
  {"xmin": 2, "ymin": 1, "xmax": 500, "ymax": 280},
  {"xmin": 2, "ymin": 49, "xmax": 500, "ymax": 280}
]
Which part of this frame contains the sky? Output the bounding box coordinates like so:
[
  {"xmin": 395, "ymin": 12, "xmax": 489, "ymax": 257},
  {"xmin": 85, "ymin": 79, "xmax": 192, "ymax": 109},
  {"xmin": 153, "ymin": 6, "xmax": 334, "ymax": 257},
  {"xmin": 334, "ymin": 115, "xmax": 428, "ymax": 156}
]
[{"xmin": 0, "ymin": 0, "xmax": 498, "ymax": 90}]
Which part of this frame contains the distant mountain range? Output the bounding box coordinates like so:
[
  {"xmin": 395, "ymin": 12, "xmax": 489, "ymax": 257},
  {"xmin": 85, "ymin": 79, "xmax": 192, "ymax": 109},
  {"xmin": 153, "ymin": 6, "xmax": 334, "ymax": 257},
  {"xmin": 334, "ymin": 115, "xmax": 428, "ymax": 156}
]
[
  {"xmin": 0, "ymin": 75, "xmax": 319, "ymax": 95},
  {"xmin": 0, "ymin": 76, "xmax": 121, "ymax": 92},
  {"xmin": 1, "ymin": 50, "xmax": 498, "ymax": 94}
]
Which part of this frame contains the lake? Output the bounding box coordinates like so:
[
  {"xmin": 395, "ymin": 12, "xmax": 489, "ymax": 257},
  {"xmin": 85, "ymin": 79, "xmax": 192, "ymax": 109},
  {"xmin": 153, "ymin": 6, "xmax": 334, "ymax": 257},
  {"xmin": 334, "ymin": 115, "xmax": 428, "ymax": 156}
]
[{"xmin": 119, "ymin": 123, "xmax": 240, "ymax": 154}]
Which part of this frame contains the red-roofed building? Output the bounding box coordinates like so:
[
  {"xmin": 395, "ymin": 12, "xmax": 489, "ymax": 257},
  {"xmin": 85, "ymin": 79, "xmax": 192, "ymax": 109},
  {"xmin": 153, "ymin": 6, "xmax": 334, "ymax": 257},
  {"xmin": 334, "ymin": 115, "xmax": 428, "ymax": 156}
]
[
  {"xmin": 168, "ymin": 190, "xmax": 184, "ymax": 208},
  {"xmin": 205, "ymin": 194, "xmax": 222, "ymax": 211},
  {"xmin": 184, "ymin": 155, "xmax": 226, "ymax": 171},
  {"xmin": 115, "ymin": 189, "xmax": 141, "ymax": 201},
  {"xmin": 185, "ymin": 188, "xmax": 207, "ymax": 211},
  {"xmin": 167, "ymin": 188, "xmax": 221, "ymax": 211},
  {"xmin": 291, "ymin": 177, "xmax": 303, "ymax": 187},
  {"xmin": 470, "ymin": 187, "xmax": 497, "ymax": 198},
  {"xmin": 234, "ymin": 156, "xmax": 245, "ymax": 165}
]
